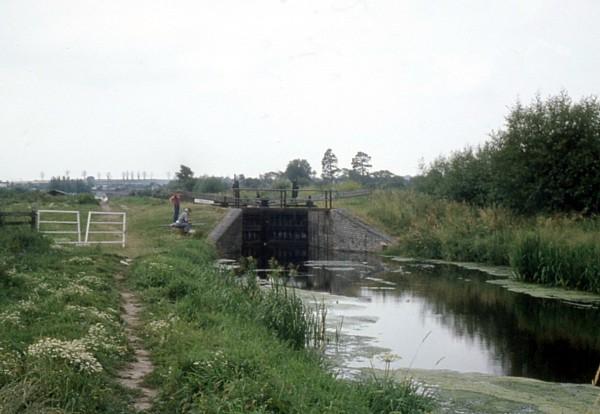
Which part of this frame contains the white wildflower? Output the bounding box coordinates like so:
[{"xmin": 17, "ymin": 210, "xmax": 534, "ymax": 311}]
[
  {"xmin": 0, "ymin": 346, "xmax": 20, "ymax": 378},
  {"xmin": 17, "ymin": 299, "xmax": 36, "ymax": 313},
  {"xmin": 148, "ymin": 262, "xmax": 174, "ymax": 272},
  {"xmin": 67, "ymin": 256, "xmax": 94, "ymax": 265},
  {"xmin": 0, "ymin": 311, "xmax": 22, "ymax": 326},
  {"xmin": 58, "ymin": 283, "xmax": 91, "ymax": 297},
  {"xmin": 81, "ymin": 323, "xmax": 127, "ymax": 355},
  {"xmin": 79, "ymin": 275, "xmax": 105, "ymax": 288},
  {"xmin": 27, "ymin": 337, "xmax": 102, "ymax": 374},
  {"xmin": 146, "ymin": 319, "xmax": 170, "ymax": 335},
  {"xmin": 65, "ymin": 305, "xmax": 117, "ymax": 323}
]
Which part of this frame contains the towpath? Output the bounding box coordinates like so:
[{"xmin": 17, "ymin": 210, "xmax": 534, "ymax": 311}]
[{"xmin": 100, "ymin": 200, "xmax": 157, "ymax": 411}]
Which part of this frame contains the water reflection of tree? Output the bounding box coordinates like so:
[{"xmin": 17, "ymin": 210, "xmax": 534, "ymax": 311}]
[{"xmin": 389, "ymin": 264, "xmax": 600, "ymax": 383}]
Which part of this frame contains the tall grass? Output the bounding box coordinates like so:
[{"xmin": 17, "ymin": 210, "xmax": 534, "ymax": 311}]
[
  {"xmin": 129, "ymin": 238, "xmax": 433, "ymax": 413},
  {"xmin": 340, "ymin": 190, "xmax": 600, "ymax": 293},
  {"xmin": 511, "ymin": 231, "xmax": 600, "ymax": 292}
]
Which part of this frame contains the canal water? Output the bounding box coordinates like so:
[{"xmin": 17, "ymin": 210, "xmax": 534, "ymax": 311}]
[{"xmin": 288, "ymin": 255, "xmax": 600, "ymax": 384}]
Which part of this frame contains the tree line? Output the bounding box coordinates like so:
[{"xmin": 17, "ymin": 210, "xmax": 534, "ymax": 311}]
[
  {"xmin": 172, "ymin": 150, "xmax": 407, "ymax": 193},
  {"xmin": 413, "ymin": 92, "xmax": 600, "ymax": 214}
]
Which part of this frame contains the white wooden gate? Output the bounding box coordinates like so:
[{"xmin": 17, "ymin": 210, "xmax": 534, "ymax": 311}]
[
  {"xmin": 36, "ymin": 210, "xmax": 82, "ymax": 244},
  {"xmin": 84, "ymin": 211, "xmax": 127, "ymax": 248}
]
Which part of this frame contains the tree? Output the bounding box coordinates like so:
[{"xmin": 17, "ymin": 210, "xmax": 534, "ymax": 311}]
[
  {"xmin": 176, "ymin": 165, "xmax": 195, "ymax": 191},
  {"xmin": 193, "ymin": 176, "xmax": 228, "ymax": 193},
  {"xmin": 49, "ymin": 176, "xmax": 91, "ymax": 193},
  {"xmin": 351, "ymin": 151, "xmax": 372, "ymax": 177},
  {"xmin": 414, "ymin": 92, "xmax": 600, "ymax": 214},
  {"xmin": 284, "ymin": 159, "xmax": 314, "ymax": 186},
  {"xmin": 368, "ymin": 170, "xmax": 406, "ymax": 189},
  {"xmin": 491, "ymin": 92, "xmax": 600, "ymax": 213},
  {"xmin": 321, "ymin": 149, "xmax": 340, "ymax": 182}
]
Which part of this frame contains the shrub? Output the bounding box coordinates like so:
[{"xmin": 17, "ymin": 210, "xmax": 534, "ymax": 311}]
[
  {"xmin": 257, "ymin": 282, "xmax": 308, "ymax": 349},
  {"xmin": 0, "ymin": 228, "xmax": 51, "ymax": 256}
]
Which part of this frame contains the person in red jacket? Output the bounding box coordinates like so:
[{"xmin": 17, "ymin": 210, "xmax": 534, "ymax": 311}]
[{"xmin": 169, "ymin": 192, "xmax": 181, "ymax": 223}]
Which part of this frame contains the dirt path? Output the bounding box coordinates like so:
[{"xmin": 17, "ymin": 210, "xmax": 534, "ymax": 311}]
[
  {"xmin": 115, "ymin": 269, "xmax": 157, "ymax": 412},
  {"xmin": 101, "ymin": 201, "xmax": 157, "ymax": 411}
]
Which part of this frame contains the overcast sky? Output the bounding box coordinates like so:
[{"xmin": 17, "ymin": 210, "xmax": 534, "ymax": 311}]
[{"xmin": 2, "ymin": 0, "xmax": 600, "ymax": 181}]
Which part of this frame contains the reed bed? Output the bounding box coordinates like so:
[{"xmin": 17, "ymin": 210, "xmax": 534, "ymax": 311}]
[{"xmin": 340, "ymin": 190, "xmax": 600, "ymax": 293}]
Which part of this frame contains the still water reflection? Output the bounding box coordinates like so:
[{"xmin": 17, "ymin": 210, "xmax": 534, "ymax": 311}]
[{"xmin": 291, "ymin": 256, "xmax": 600, "ymax": 384}]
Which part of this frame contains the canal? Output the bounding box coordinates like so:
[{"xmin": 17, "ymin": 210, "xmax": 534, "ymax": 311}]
[{"xmin": 288, "ymin": 255, "xmax": 600, "ymax": 384}]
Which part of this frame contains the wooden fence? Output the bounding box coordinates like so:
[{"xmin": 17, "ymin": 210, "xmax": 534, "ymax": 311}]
[{"xmin": 0, "ymin": 211, "xmax": 37, "ymax": 229}]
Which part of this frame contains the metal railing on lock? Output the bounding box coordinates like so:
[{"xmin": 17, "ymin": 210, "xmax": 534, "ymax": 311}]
[
  {"xmin": 84, "ymin": 211, "xmax": 127, "ymax": 248},
  {"xmin": 36, "ymin": 210, "xmax": 82, "ymax": 244}
]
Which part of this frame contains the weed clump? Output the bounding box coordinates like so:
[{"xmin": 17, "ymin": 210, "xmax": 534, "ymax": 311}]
[
  {"xmin": 511, "ymin": 232, "xmax": 600, "ymax": 293},
  {"xmin": 0, "ymin": 227, "xmax": 51, "ymax": 256}
]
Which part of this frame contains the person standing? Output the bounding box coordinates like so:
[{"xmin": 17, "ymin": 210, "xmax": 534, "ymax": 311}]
[
  {"xmin": 291, "ymin": 179, "xmax": 299, "ymax": 199},
  {"xmin": 232, "ymin": 175, "xmax": 240, "ymax": 208},
  {"xmin": 169, "ymin": 192, "xmax": 181, "ymax": 223}
]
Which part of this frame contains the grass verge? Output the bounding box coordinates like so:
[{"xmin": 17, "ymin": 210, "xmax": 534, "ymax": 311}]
[
  {"xmin": 0, "ymin": 227, "xmax": 133, "ymax": 413},
  {"xmin": 128, "ymin": 237, "xmax": 434, "ymax": 413},
  {"xmin": 339, "ymin": 190, "xmax": 600, "ymax": 293}
]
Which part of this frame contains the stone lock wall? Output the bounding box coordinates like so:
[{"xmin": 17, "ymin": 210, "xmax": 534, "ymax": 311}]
[
  {"xmin": 209, "ymin": 207, "xmax": 394, "ymax": 258},
  {"xmin": 208, "ymin": 208, "xmax": 242, "ymax": 258},
  {"xmin": 310, "ymin": 208, "xmax": 394, "ymax": 253}
]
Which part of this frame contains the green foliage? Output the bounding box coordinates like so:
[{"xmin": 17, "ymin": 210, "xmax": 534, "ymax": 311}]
[
  {"xmin": 334, "ymin": 180, "xmax": 364, "ymax": 191},
  {"xmin": 416, "ymin": 92, "xmax": 600, "ymax": 214},
  {"xmin": 258, "ymin": 282, "xmax": 308, "ymax": 349},
  {"xmin": 321, "ymin": 148, "xmax": 340, "ymax": 182},
  {"xmin": 494, "ymin": 93, "xmax": 600, "ymax": 213},
  {"xmin": 284, "ymin": 159, "xmax": 314, "ymax": 186},
  {"xmin": 0, "ymin": 227, "xmax": 51, "ymax": 256},
  {"xmin": 175, "ymin": 164, "xmax": 195, "ymax": 191},
  {"xmin": 48, "ymin": 177, "xmax": 92, "ymax": 194},
  {"xmin": 367, "ymin": 170, "xmax": 406, "ymax": 189},
  {"xmin": 0, "ymin": 236, "xmax": 133, "ymax": 412},
  {"xmin": 341, "ymin": 190, "xmax": 600, "ymax": 293},
  {"xmin": 0, "ymin": 189, "xmax": 52, "ymax": 207},
  {"xmin": 360, "ymin": 376, "xmax": 434, "ymax": 414},
  {"xmin": 351, "ymin": 151, "xmax": 372, "ymax": 177},
  {"xmin": 193, "ymin": 176, "xmax": 229, "ymax": 193},
  {"xmin": 76, "ymin": 193, "xmax": 99, "ymax": 204},
  {"xmin": 511, "ymin": 231, "xmax": 600, "ymax": 293},
  {"xmin": 415, "ymin": 145, "xmax": 494, "ymax": 206}
]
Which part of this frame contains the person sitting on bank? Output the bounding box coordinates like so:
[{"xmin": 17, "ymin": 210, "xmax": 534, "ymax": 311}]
[
  {"xmin": 171, "ymin": 208, "xmax": 192, "ymax": 233},
  {"xmin": 306, "ymin": 195, "xmax": 315, "ymax": 207}
]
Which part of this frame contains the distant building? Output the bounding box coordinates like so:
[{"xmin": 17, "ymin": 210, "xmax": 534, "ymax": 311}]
[{"xmin": 0, "ymin": 181, "xmax": 9, "ymax": 188}]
